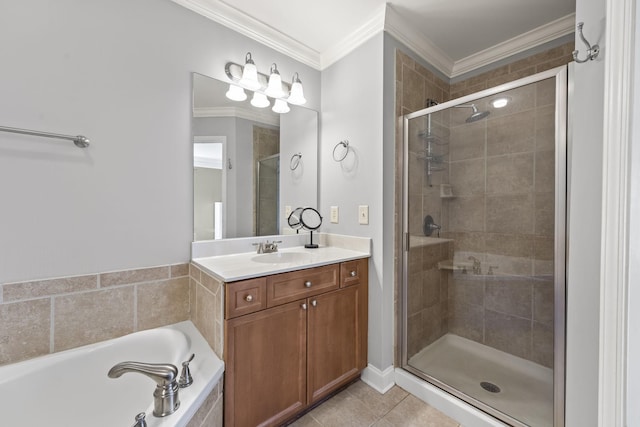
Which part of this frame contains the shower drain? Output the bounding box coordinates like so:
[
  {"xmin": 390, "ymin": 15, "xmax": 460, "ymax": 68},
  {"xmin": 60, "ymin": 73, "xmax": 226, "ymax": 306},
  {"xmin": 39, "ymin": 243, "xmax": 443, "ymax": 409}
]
[{"xmin": 480, "ymin": 381, "xmax": 501, "ymax": 393}]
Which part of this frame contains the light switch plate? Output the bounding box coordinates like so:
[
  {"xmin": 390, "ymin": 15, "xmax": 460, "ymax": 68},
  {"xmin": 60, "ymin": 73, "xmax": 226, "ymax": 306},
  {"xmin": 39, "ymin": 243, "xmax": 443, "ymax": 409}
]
[
  {"xmin": 285, "ymin": 205, "xmax": 292, "ymax": 217},
  {"xmin": 358, "ymin": 205, "xmax": 369, "ymax": 225},
  {"xmin": 330, "ymin": 206, "xmax": 339, "ymax": 223}
]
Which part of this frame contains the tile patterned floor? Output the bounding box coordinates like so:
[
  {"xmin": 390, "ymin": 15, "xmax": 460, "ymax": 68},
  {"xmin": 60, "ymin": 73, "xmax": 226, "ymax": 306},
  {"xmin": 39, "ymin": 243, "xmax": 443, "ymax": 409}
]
[{"xmin": 288, "ymin": 380, "xmax": 461, "ymax": 427}]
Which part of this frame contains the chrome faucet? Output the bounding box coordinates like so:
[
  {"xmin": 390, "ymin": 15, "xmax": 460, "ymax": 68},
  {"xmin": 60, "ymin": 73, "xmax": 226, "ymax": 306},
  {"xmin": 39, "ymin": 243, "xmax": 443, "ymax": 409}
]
[
  {"xmin": 108, "ymin": 361, "xmax": 180, "ymax": 417},
  {"xmin": 468, "ymin": 256, "xmax": 482, "ymax": 275},
  {"xmin": 252, "ymin": 240, "xmax": 281, "ymax": 254}
]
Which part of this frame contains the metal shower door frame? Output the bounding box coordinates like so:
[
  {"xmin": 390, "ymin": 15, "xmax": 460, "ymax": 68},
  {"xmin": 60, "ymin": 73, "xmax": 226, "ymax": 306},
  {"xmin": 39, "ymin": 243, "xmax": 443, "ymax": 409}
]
[{"xmin": 401, "ymin": 65, "xmax": 568, "ymax": 427}]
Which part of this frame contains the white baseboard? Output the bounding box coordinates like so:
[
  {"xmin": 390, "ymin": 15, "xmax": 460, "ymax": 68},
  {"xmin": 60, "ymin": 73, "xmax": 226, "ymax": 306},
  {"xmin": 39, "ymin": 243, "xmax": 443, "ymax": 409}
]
[{"xmin": 361, "ymin": 364, "xmax": 396, "ymax": 394}]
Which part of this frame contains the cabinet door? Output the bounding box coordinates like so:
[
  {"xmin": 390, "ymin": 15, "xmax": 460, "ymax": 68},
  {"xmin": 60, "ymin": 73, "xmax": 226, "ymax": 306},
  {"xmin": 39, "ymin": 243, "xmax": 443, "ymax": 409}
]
[
  {"xmin": 225, "ymin": 301, "xmax": 307, "ymax": 427},
  {"xmin": 307, "ymin": 284, "xmax": 367, "ymax": 404}
]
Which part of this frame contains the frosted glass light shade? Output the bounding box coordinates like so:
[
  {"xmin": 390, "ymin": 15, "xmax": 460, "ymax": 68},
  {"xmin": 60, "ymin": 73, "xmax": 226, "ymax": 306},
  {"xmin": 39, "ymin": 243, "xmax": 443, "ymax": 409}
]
[
  {"xmin": 272, "ymin": 99, "xmax": 290, "ymax": 114},
  {"xmin": 265, "ymin": 70, "xmax": 285, "ymax": 98},
  {"xmin": 288, "ymin": 74, "xmax": 306, "ymax": 105},
  {"xmin": 225, "ymin": 84, "xmax": 247, "ymax": 101},
  {"xmin": 250, "ymin": 92, "xmax": 270, "ymax": 108},
  {"xmin": 239, "ymin": 53, "xmax": 261, "ymax": 90}
]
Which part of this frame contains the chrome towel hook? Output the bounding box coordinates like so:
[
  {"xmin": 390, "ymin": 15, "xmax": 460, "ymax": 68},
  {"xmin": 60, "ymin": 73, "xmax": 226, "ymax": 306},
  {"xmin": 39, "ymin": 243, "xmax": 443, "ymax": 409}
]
[{"xmin": 573, "ymin": 22, "xmax": 600, "ymax": 63}]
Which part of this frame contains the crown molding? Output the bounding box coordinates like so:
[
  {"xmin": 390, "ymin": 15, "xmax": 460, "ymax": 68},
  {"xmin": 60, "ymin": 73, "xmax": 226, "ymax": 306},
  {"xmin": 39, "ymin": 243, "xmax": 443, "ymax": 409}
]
[
  {"xmin": 320, "ymin": 5, "xmax": 386, "ymax": 70},
  {"xmin": 383, "ymin": 5, "xmax": 455, "ymax": 77},
  {"xmin": 451, "ymin": 13, "xmax": 576, "ymax": 78},
  {"xmin": 174, "ymin": 0, "xmax": 575, "ymax": 79},
  {"xmin": 171, "ymin": 0, "xmax": 321, "ymax": 69},
  {"xmin": 193, "ymin": 106, "xmax": 279, "ymax": 127}
]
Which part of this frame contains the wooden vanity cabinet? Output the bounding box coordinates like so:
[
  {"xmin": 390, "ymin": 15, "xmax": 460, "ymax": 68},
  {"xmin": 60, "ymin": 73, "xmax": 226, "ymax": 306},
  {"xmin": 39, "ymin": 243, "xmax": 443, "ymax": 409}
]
[{"xmin": 224, "ymin": 258, "xmax": 368, "ymax": 427}]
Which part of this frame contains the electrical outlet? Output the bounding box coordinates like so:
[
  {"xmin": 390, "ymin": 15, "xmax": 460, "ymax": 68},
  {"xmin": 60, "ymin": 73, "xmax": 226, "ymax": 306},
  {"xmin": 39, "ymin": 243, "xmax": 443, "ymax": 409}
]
[
  {"xmin": 285, "ymin": 205, "xmax": 292, "ymax": 217},
  {"xmin": 330, "ymin": 206, "xmax": 339, "ymax": 223},
  {"xmin": 358, "ymin": 205, "xmax": 369, "ymax": 225}
]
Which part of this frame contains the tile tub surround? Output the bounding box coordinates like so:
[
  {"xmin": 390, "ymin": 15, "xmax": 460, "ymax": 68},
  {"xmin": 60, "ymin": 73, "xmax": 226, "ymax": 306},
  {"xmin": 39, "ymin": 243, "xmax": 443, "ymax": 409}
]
[
  {"xmin": 0, "ymin": 263, "xmax": 190, "ymax": 366},
  {"xmin": 189, "ymin": 263, "xmax": 224, "ymax": 359},
  {"xmin": 185, "ymin": 380, "xmax": 223, "ymax": 427}
]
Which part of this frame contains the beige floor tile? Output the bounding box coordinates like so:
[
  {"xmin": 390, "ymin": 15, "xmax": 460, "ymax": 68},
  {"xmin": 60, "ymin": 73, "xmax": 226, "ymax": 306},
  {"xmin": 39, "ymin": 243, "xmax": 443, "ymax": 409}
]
[
  {"xmin": 307, "ymin": 387, "xmax": 379, "ymax": 427},
  {"xmin": 288, "ymin": 412, "xmax": 323, "ymax": 427},
  {"xmin": 371, "ymin": 419, "xmax": 394, "ymax": 427},
  {"xmin": 345, "ymin": 382, "xmax": 409, "ymax": 418},
  {"xmin": 381, "ymin": 395, "xmax": 459, "ymax": 427}
]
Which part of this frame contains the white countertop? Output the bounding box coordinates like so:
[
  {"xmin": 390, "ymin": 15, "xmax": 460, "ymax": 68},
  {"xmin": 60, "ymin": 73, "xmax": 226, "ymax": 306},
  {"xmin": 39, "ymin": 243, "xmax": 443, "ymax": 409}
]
[{"xmin": 193, "ymin": 245, "xmax": 370, "ymax": 282}]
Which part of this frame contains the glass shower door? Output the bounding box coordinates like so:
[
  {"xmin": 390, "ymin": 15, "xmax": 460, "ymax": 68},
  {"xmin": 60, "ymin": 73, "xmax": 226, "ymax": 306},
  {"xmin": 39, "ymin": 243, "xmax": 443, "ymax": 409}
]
[{"xmin": 402, "ymin": 66, "xmax": 567, "ymax": 427}]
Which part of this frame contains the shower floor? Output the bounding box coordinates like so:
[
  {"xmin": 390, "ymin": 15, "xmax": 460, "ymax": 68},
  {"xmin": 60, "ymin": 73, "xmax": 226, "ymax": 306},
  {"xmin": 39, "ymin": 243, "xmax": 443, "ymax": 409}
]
[{"xmin": 407, "ymin": 333, "xmax": 553, "ymax": 427}]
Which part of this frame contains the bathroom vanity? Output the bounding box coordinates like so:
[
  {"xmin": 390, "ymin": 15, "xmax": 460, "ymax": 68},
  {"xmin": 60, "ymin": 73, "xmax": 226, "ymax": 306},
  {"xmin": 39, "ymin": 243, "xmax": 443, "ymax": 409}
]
[{"xmin": 192, "ymin": 240, "xmax": 370, "ymax": 427}]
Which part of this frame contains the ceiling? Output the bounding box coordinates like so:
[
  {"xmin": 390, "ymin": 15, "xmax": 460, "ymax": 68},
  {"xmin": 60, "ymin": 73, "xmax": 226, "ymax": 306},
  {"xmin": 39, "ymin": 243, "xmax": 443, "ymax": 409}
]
[{"xmin": 173, "ymin": 0, "xmax": 575, "ymax": 76}]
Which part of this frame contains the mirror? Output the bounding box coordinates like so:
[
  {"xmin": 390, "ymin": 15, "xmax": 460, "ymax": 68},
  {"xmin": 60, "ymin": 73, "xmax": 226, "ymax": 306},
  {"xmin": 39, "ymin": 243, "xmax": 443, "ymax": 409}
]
[
  {"xmin": 288, "ymin": 207, "xmax": 323, "ymax": 248},
  {"xmin": 192, "ymin": 73, "xmax": 318, "ymax": 241}
]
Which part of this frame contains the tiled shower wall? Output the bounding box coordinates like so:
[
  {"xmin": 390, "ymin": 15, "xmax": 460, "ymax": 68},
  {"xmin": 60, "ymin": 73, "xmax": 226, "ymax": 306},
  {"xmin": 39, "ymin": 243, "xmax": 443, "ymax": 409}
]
[
  {"xmin": 406, "ymin": 241, "xmax": 452, "ymax": 358},
  {"xmin": 395, "ymin": 42, "xmax": 573, "ymax": 367},
  {"xmin": 445, "ymin": 78, "xmax": 557, "ymax": 367}
]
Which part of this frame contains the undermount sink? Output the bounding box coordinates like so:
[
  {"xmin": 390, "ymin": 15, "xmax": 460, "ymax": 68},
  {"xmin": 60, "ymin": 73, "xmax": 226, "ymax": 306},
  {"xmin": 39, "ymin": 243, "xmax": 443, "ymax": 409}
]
[{"xmin": 251, "ymin": 252, "xmax": 312, "ymax": 264}]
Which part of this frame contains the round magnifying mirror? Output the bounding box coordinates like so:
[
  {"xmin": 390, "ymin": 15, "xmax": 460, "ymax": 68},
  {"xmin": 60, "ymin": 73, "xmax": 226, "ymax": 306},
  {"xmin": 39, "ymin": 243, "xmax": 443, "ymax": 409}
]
[
  {"xmin": 288, "ymin": 207, "xmax": 304, "ymax": 230},
  {"xmin": 287, "ymin": 206, "xmax": 322, "ymax": 248},
  {"xmin": 300, "ymin": 207, "xmax": 322, "ymax": 230}
]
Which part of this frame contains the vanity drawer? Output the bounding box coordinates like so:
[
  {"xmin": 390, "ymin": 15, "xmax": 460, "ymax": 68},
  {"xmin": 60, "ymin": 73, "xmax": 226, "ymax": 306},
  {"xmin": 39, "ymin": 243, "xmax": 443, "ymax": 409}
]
[
  {"xmin": 340, "ymin": 258, "xmax": 368, "ymax": 288},
  {"xmin": 266, "ymin": 264, "xmax": 339, "ymax": 307},
  {"xmin": 225, "ymin": 277, "xmax": 267, "ymax": 319}
]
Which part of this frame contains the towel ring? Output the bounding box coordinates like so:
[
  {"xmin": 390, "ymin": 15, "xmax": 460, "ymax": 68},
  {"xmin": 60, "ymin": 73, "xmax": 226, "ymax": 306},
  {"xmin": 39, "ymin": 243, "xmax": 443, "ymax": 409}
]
[
  {"xmin": 333, "ymin": 140, "xmax": 349, "ymax": 162},
  {"xmin": 290, "ymin": 152, "xmax": 302, "ymax": 170}
]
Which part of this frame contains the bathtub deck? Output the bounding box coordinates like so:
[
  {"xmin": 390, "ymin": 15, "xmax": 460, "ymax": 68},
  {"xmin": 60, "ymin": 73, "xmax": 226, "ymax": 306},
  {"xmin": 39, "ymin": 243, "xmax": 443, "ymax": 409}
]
[{"xmin": 407, "ymin": 333, "xmax": 553, "ymax": 427}]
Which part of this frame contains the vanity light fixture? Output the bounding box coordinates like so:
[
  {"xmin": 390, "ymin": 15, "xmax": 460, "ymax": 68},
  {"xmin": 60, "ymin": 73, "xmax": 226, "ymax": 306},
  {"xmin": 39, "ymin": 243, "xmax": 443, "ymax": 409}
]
[
  {"xmin": 491, "ymin": 97, "xmax": 510, "ymax": 109},
  {"xmin": 224, "ymin": 53, "xmax": 307, "ymax": 114},
  {"xmin": 265, "ymin": 64, "xmax": 286, "ymax": 98},
  {"xmin": 239, "ymin": 52, "xmax": 261, "ymax": 90},
  {"xmin": 250, "ymin": 92, "xmax": 270, "ymax": 108},
  {"xmin": 272, "ymin": 99, "xmax": 290, "ymax": 114},
  {"xmin": 287, "ymin": 72, "xmax": 307, "ymax": 105},
  {"xmin": 225, "ymin": 84, "xmax": 247, "ymax": 101}
]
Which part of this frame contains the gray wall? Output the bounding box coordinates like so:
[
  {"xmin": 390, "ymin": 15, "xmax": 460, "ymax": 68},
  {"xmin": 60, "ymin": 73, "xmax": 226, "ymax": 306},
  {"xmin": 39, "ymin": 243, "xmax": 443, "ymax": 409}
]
[
  {"xmin": 320, "ymin": 33, "xmax": 390, "ymax": 370},
  {"xmin": 0, "ymin": 0, "xmax": 319, "ymax": 283},
  {"xmin": 565, "ymin": 0, "xmax": 605, "ymax": 424}
]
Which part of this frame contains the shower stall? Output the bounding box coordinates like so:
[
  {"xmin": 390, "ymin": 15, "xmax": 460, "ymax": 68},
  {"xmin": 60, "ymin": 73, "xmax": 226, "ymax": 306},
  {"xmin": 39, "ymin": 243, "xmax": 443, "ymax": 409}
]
[{"xmin": 400, "ymin": 66, "xmax": 567, "ymax": 427}]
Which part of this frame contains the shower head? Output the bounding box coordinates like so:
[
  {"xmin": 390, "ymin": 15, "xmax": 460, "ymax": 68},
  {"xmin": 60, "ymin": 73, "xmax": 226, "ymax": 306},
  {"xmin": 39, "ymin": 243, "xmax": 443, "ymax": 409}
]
[{"xmin": 454, "ymin": 103, "xmax": 490, "ymax": 123}]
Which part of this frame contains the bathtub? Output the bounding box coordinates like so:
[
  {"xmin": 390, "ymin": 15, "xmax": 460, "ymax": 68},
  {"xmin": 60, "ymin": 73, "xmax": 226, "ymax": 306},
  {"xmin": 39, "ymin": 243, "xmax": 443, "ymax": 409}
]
[{"xmin": 0, "ymin": 321, "xmax": 224, "ymax": 427}]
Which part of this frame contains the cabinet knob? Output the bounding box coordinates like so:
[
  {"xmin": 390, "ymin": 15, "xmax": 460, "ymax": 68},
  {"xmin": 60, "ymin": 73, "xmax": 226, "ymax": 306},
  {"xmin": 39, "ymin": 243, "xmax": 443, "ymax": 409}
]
[
  {"xmin": 350, "ymin": 271, "xmax": 357, "ymax": 277},
  {"xmin": 311, "ymin": 300, "xmax": 317, "ymax": 307},
  {"xmin": 304, "ymin": 281, "xmax": 312, "ymax": 288},
  {"xmin": 301, "ymin": 303, "xmax": 308, "ymax": 310},
  {"xmin": 244, "ymin": 294, "xmax": 253, "ymax": 302}
]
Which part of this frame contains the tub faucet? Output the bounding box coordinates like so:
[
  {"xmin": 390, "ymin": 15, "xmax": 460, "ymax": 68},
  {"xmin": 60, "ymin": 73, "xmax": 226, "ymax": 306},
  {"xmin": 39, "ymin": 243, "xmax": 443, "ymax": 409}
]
[
  {"xmin": 468, "ymin": 256, "xmax": 482, "ymax": 275},
  {"xmin": 108, "ymin": 361, "xmax": 180, "ymax": 417}
]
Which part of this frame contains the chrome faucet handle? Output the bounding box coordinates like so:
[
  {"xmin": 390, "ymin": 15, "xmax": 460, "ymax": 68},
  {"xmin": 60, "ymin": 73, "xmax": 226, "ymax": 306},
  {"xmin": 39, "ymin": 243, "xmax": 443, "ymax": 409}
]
[
  {"xmin": 179, "ymin": 353, "xmax": 195, "ymax": 388},
  {"xmin": 252, "ymin": 242, "xmax": 265, "ymax": 253},
  {"xmin": 132, "ymin": 413, "xmax": 147, "ymax": 427}
]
